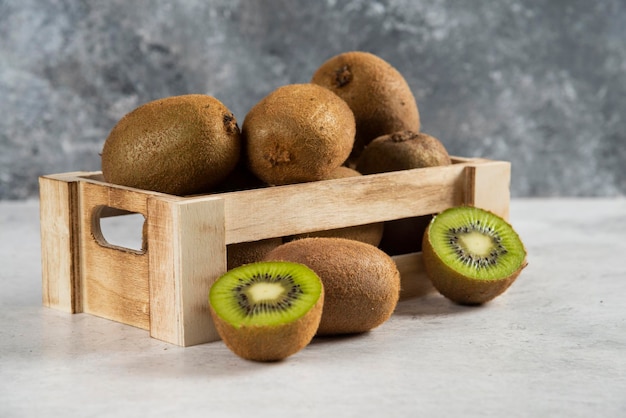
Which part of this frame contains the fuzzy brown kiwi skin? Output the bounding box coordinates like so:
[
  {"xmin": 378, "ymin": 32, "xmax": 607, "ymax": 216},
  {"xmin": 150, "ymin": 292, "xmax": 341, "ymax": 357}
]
[
  {"xmin": 242, "ymin": 83, "xmax": 355, "ymax": 186},
  {"xmin": 264, "ymin": 237, "xmax": 400, "ymax": 336},
  {"xmin": 356, "ymin": 130, "xmax": 451, "ymax": 175},
  {"xmin": 209, "ymin": 289, "xmax": 324, "ymax": 362},
  {"xmin": 311, "ymin": 51, "xmax": 420, "ymax": 161},
  {"xmin": 101, "ymin": 94, "xmax": 241, "ymax": 195},
  {"xmin": 422, "ymin": 224, "xmax": 528, "ymax": 305},
  {"xmin": 355, "ymin": 130, "xmax": 450, "ymax": 256},
  {"xmin": 285, "ymin": 166, "xmax": 384, "ymax": 246}
]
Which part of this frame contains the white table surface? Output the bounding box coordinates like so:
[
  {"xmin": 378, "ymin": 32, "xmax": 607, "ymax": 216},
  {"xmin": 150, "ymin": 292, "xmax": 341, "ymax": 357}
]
[{"xmin": 1, "ymin": 198, "xmax": 625, "ymax": 417}]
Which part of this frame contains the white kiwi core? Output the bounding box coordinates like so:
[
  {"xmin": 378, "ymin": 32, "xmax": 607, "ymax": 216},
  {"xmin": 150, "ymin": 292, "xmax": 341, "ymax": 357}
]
[
  {"xmin": 248, "ymin": 282, "xmax": 285, "ymax": 303},
  {"xmin": 458, "ymin": 231, "xmax": 494, "ymax": 257}
]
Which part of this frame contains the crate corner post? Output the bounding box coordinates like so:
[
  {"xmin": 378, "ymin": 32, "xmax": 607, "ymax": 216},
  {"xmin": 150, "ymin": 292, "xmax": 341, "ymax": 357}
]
[
  {"xmin": 463, "ymin": 160, "xmax": 511, "ymax": 220},
  {"xmin": 39, "ymin": 174, "xmax": 84, "ymax": 314},
  {"xmin": 147, "ymin": 196, "xmax": 227, "ymax": 347}
]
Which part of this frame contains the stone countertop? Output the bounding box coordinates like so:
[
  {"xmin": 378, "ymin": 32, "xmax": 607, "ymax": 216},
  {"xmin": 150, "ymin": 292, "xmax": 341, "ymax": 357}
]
[{"xmin": 1, "ymin": 198, "xmax": 625, "ymax": 417}]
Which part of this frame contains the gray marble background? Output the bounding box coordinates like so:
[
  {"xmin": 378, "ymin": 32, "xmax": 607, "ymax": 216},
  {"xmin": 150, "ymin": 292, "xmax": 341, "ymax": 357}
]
[{"xmin": 1, "ymin": 0, "xmax": 625, "ymax": 199}]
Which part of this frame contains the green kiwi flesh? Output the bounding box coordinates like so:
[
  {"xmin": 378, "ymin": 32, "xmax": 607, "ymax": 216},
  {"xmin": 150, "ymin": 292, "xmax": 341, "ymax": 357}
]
[
  {"xmin": 422, "ymin": 206, "xmax": 528, "ymax": 305},
  {"xmin": 209, "ymin": 261, "xmax": 323, "ymax": 361}
]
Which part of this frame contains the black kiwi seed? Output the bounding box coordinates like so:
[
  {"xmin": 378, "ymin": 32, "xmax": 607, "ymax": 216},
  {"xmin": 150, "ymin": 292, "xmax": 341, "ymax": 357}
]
[
  {"xmin": 232, "ymin": 272, "xmax": 305, "ymax": 317},
  {"xmin": 445, "ymin": 224, "xmax": 509, "ymax": 270}
]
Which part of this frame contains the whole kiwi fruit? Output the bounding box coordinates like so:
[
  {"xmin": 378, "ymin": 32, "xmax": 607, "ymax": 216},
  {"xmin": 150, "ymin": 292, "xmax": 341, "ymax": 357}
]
[
  {"xmin": 264, "ymin": 237, "xmax": 400, "ymax": 335},
  {"xmin": 209, "ymin": 261, "xmax": 324, "ymax": 362},
  {"xmin": 422, "ymin": 206, "xmax": 528, "ymax": 305},
  {"xmin": 355, "ymin": 130, "xmax": 451, "ymax": 175},
  {"xmin": 285, "ymin": 166, "xmax": 384, "ymax": 246},
  {"xmin": 311, "ymin": 51, "xmax": 420, "ymax": 161},
  {"xmin": 101, "ymin": 94, "xmax": 241, "ymax": 195},
  {"xmin": 356, "ymin": 130, "xmax": 451, "ymax": 255},
  {"xmin": 242, "ymin": 83, "xmax": 355, "ymax": 186}
]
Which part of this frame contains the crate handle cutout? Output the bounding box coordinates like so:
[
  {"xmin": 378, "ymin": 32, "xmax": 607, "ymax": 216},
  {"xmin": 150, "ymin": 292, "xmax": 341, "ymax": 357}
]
[{"xmin": 92, "ymin": 205, "xmax": 147, "ymax": 254}]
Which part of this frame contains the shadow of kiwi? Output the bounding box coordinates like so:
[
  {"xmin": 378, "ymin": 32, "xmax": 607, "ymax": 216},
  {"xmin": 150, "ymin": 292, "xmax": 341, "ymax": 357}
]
[
  {"xmin": 308, "ymin": 332, "xmax": 371, "ymax": 346},
  {"xmin": 393, "ymin": 293, "xmax": 489, "ymax": 317}
]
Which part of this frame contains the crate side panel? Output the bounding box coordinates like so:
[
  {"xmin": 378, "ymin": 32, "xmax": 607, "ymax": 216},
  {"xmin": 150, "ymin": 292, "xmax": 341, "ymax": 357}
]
[
  {"xmin": 78, "ymin": 181, "xmax": 151, "ymax": 330},
  {"xmin": 80, "ymin": 247, "xmax": 151, "ymax": 329}
]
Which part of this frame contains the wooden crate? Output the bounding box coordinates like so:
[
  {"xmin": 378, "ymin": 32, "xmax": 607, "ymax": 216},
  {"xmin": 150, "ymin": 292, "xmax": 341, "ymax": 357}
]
[{"xmin": 39, "ymin": 156, "xmax": 511, "ymax": 347}]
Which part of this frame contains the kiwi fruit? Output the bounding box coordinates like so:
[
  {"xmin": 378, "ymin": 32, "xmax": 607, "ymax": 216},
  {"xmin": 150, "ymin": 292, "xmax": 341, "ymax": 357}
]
[
  {"xmin": 355, "ymin": 130, "xmax": 451, "ymax": 175},
  {"xmin": 242, "ymin": 83, "xmax": 355, "ymax": 186},
  {"xmin": 227, "ymin": 238, "xmax": 283, "ymax": 270},
  {"xmin": 323, "ymin": 165, "xmax": 362, "ymax": 180},
  {"xmin": 355, "ymin": 130, "xmax": 450, "ymax": 256},
  {"xmin": 264, "ymin": 237, "xmax": 400, "ymax": 336},
  {"xmin": 422, "ymin": 206, "xmax": 528, "ymax": 305},
  {"xmin": 311, "ymin": 51, "xmax": 420, "ymax": 161},
  {"xmin": 285, "ymin": 166, "xmax": 384, "ymax": 246},
  {"xmin": 101, "ymin": 94, "xmax": 241, "ymax": 195},
  {"xmin": 208, "ymin": 261, "xmax": 324, "ymax": 362}
]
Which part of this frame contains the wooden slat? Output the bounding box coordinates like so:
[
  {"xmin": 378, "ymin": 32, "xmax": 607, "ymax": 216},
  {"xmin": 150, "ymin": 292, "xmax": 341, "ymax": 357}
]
[
  {"xmin": 147, "ymin": 196, "xmax": 226, "ymax": 346},
  {"xmin": 39, "ymin": 175, "xmax": 81, "ymax": 313},
  {"xmin": 215, "ymin": 162, "xmax": 471, "ymax": 245}
]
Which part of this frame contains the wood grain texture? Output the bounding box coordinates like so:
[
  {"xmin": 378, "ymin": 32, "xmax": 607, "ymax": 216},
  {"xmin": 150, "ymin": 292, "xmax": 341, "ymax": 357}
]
[
  {"xmin": 218, "ymin": 161, "xmax": 472, "ymax": 244},
  {"xmin": 147, "ymin": 196, "xmax": 226, "ymax": 346},
  {"xmin": 77, "ymin": 181, "xmax": 151, "ymax": 330},
  {"xmin": 39, "ymin": 157, "xmax": 511, "ymax": 346},
  {"xmin": 464, "ymin": 160, "xmax": 511, "ymax": 220},
  {"xmin": 39, "ymin": 175, "xmax": 81, "ymax": 313}
]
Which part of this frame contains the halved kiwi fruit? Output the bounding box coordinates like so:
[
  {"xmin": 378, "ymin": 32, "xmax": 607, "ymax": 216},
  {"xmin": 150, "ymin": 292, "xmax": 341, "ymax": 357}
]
[
  {"xmin": 422, "ymin": 206, "xmax": 528, "ymax": 305},
  {"xmin": 208, "ymin": 261, "xmax": 324, "ymax": 362}
]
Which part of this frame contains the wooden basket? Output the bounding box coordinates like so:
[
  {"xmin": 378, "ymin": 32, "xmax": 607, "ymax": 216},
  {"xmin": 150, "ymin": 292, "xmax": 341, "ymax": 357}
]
[{"xmin": 39, "ymin": 156, "xmax": 511, "ymax": 347}]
